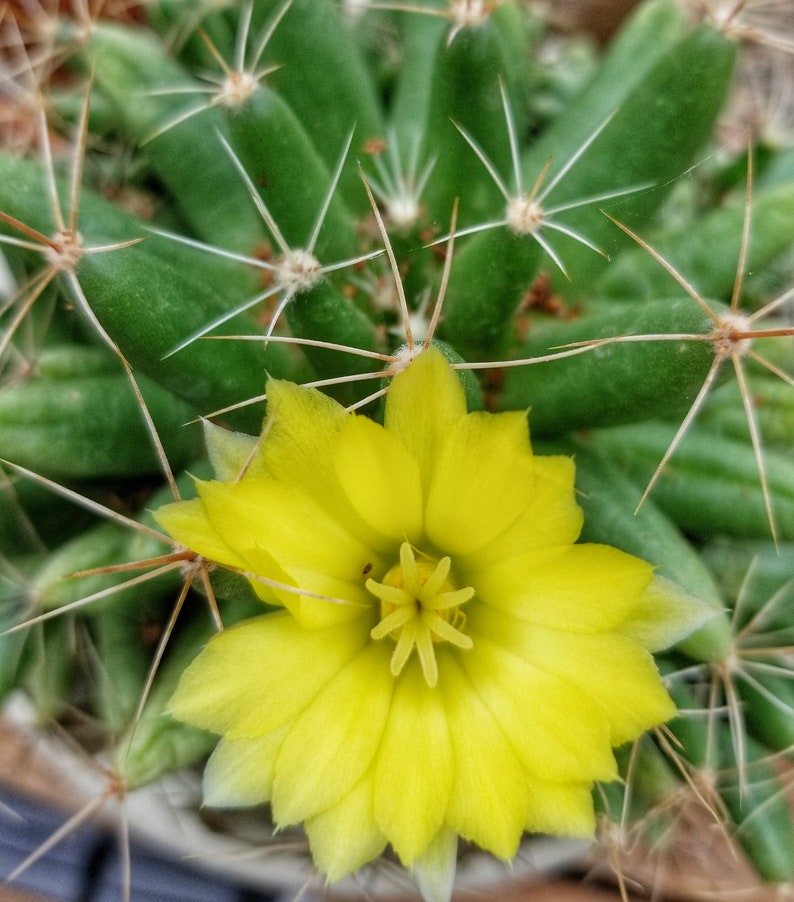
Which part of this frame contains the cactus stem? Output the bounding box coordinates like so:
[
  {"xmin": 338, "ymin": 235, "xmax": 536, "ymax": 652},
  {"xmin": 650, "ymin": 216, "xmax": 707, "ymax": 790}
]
[
  {"xmin": 205, "ymin": 332, "xmax": 394, "ymax": 363},
  {"xmin": 593, "ymin": 152, "xmax": 794, "ymax": 543},
  {"xmin": 0, "ymin": 457, "xmax": 170, "ymax": 542},
  {"xmin": 189, "ymin": 187, "xmax": 461, "ymax": 422},
  {"xmin": 434, "ymin": 95, "xmax": 642, "ymax": 278},
  {"xmin": 1, "ymin": 560, "xmax": 186, "ymax": 638},
  {"xmin": 159, "ymin": 128, "xmax": 383, "ymax": 356},
  {"xmin": 361, "ymin": 164, "xmax": 457, "ymax": 365},
  {"xmin": 715, "ymin": 660, "xmax": 750, "ymax": 798},
  {"xmin": 685, "ymin": 553, "xmax": 794, "ymax": 803},
  {"xmin": 142, "ymin": 0, "xmax": 294, "ymax": 143},
  {"xmin": 0, "ymin": 88, "xmax": 179, "ymax": 497},
  {"xmin": 364, "ymin": 129, "xmax": 437, "ymax": 232},
  {"xmin": 128, "ymin": 574, "xmax": 194, "ymax": 747},
  {"xmin": 540, "ymin": 150, "xmax": 793, "ymax": 543},
  {"xmin": 0, "ymin": 99, "xmax": 142, "ymax": 362},
  {"xmin": 654, "ymin": 724, "xmax": 724, "ymax": 821},
  {"xmin": 189, "ymin": 343, "xmax": 394, "ymax": 421}
]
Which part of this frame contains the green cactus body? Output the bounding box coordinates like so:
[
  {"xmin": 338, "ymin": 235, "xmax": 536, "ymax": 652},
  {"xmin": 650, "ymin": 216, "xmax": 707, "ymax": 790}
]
[{"xmin": 87, "ymin": 22, "xmax": 270, "ymax": 253}]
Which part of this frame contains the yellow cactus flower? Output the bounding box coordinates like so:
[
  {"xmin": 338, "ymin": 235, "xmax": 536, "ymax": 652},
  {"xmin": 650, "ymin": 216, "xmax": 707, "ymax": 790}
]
[{"xmin": 156, "ymin": 347, "xmax": 711, "ymax": 901}]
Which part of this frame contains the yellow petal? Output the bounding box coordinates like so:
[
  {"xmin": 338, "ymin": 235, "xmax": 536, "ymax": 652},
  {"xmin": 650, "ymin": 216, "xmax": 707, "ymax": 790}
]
[
  {"xmin": 461, "ymin": 631, "xmax": 618, "ymax": 784},
  {"xmin": 384, "ymin": 347, "xmax": 467, "ymax": 495},
  {"xmin": 156, "ymin": 489, "xmax": 362, "ymax": 627},
  {"xmin": 272, "ymin": 642, "xmax": 394, "ymax": 824},
  {"xmin": 524, "ymin": 625, "xmax": 678, "ymax": 746},
  {"xmin": 425, "ymin": 409, "xmax": 538, "ymax": 557},
  {"xmin": 440, "ymin": 654, "xmax": 528, "ymax": 859},
  {"xmin": 304, "ymin": 774, "xmax": 387, "ymax": 882},
  {"xmin": 524, "ymin": 778, "xmax": 596, "ymax": 837},
  {"xmin": 334, "ymin": 414, "xmax": 424, "ymax": 548},
  {"xmin": 464, "ymin": 454, "xmax": 583, "ymax": 570},
  {"xmin": 202, "ymin": 729, "xmax": 287, "ymax": 807},
  {"xmin": 473, "ymin": 544, "xmax": 653, "ymax": 633},
  {"xmin": 261, "ymin": 378, "xmax": 389, "ymax": 540},
  {"xmin": 198, "ymin": 478, "xmax": 367, "ymax": 580},
  {"xmin": 242, "ymin": 542, "xmax": 373, "ymax": 629},
  {"xmin": 194, "ymin": 478, "xmax": 377, "ymax": 628},
  {"xmin": 154, "ymin": 497, "xmax": 246, "ymax": 569},
  {"xmin": 169, "ymin": 613, "xmax": 367, "ymax": 737},
  {"xmin": 373, "ymin": 658, "xmax": 453, "ymax": 865},
  {"xmin": 224, "ymin": 542, "xmax": 296, "ymax": 610},
  {"xmin": 261, "ymin": 377, "xmax": 348, "ymax": 494}
]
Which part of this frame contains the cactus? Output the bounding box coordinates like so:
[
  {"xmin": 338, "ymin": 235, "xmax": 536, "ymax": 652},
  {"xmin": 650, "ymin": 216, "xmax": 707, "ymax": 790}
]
[{"xmin": 1, "ymin": 1, "xmax": 793, "ymax": 899}]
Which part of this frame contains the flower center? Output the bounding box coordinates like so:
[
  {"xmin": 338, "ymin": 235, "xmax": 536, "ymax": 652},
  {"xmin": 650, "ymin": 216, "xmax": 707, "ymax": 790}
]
[{"xmin": 366, "ymin": 542, "xmax": 474, "ymax": 687}]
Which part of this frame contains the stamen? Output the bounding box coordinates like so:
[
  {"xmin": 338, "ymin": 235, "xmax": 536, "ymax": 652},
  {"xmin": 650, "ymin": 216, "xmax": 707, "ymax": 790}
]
[
  {"xmin": 416, "ymin": 625, "xmax": 438, "ymax": 686},
  {"xmin": 371, "ymin": 604, "xmax": 416, "ymax": 640},
  {"xmin": 422, "ymin": 554, "xmax": 451, "ymax": 597},
  {"xmin": 367, "ymin": 542, "xmax": 474, "ymax": 686}
]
